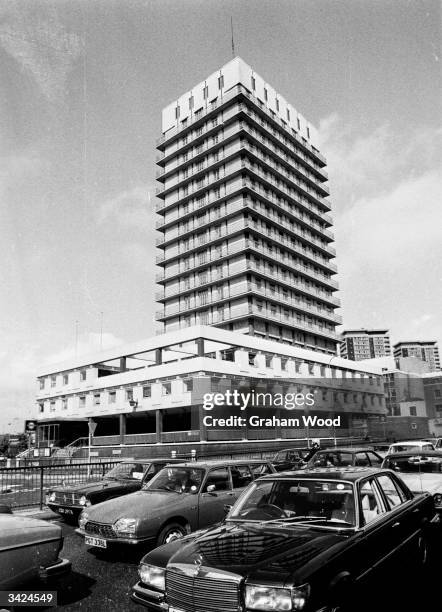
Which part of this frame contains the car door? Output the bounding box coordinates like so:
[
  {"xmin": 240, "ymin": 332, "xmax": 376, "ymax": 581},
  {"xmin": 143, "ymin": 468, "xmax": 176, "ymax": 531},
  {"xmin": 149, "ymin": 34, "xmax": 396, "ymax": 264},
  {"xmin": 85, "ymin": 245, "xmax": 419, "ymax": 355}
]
[
  {"xmin": 353, "ymin": 476, "xmax": 397, "ymax": 583},
  {"xmin": 374, "ymin": 472, "xmax": 420, "ymax": 560},
  {"xmin": 197, "ymin": 467, "xmax": 236, "ymax": 528}
]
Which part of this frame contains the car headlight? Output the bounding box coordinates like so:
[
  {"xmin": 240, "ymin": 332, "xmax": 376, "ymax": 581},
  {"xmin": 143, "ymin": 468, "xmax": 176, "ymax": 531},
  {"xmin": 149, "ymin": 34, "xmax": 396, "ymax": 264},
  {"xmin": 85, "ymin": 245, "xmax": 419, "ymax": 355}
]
[
  {"xmin": 245, "ymin": 584, "xmax": 310, "ymax": 611},
  {"xmin": 114, "ymin": 518, "xmax": 138, "ymax": 535},
  {"xmin": 48, "ymin": 492, "xmax": 56, "ymax": 503},
  {"xmin": 434, "ymin": 493, "xmax": 442, "ymax": 507},
  {"xmin": 79, "ymin": 495, "xmax": 90, "ymax": 506},
  {"xmin": 79, "ymin": 511, "xmax": 88, "ymax": 530},
  {"xmin": 138, "ymin": 563, "xmax": 165, "ymax": 591}
]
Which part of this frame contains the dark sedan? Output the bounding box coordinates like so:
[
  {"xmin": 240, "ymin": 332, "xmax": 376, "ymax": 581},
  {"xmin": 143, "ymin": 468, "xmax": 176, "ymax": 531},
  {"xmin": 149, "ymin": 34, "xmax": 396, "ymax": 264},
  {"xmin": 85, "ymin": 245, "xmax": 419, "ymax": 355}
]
[
  {"xmin": 46, "ymin": 459, "xmax": 179, "ymax": 520},
  {"xmin": 306, "ymin": 446, "xmax": 384, "ymax": 469},
  {"xmin": 131, "ymin": 467, "xmax": 437, "ymax": 611},
  {"xmin": 272, "ymin": 446, "xmax": 318, "ymax": 472},
  {"xmin": 76, "ymin": 459, "xmax": 275, "ymax": 548}
]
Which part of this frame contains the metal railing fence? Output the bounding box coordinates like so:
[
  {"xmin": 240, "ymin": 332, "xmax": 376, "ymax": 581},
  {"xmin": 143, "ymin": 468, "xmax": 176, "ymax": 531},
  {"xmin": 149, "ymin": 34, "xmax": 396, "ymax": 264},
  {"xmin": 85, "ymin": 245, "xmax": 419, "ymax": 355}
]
[{"xmin": 0, "ymin": 460, "xmax": 120, "ymax": 510}]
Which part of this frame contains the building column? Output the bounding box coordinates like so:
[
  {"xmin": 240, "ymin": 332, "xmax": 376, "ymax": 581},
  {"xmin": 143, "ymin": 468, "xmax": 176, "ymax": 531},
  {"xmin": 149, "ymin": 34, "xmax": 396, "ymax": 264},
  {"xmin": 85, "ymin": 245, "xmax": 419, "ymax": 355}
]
[
  {"xmin": 119, "ymin": 414, "xmax": 126, "ymax": 445},
  {"xmin": 198, "ymin": 405, "xmax": 207, "ymax": 442},
  {"xmin": 196, "ymin": 338, "xmax": 204, "ymax": 357},
  {"xmin": 120, "ymin": 357, "xmax": 127, "ymax": 372},
  {"xmin": 155, "ymin": 348, "xmax": 162, "ymax": 365},
  {"xmin": 155, "ymin": 409, "xmax": 163, "ymax": 443}
]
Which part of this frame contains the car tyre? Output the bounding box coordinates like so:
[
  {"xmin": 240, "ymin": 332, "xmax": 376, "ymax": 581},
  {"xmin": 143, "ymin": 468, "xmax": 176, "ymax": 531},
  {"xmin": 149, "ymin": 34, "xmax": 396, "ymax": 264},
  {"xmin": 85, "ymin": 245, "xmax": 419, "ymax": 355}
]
[{"xmin": 156, "ymin": 522, "xmax": 188, "ymax": 546}]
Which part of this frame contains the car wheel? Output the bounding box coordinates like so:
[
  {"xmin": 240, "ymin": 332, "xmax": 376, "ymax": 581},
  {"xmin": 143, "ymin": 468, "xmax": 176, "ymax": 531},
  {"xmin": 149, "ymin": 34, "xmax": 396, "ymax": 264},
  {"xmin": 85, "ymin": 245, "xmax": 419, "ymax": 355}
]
[{"xmin": 156, "ymin": 522, "xmax": 188, "ymax": 546}]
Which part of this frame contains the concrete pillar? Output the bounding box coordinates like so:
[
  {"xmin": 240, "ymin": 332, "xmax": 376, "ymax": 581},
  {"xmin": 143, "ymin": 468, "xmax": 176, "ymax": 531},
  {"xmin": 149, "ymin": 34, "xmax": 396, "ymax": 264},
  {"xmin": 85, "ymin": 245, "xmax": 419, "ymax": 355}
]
[
  {"xmin": 155, "ymin": 348, "xmax": 162, "ymax": 365},
  {"xmin": 155, "ymin": 409, "xmax": 163, "ymax": 443},
  {"xmin": 119, "ymin": 414, "xmax": 126, "ymax": 445},
  {"xmin": 196, "ymin": 338, "xmax": 205, "ymax": 357},
  {"xmin": 198, "ymin": 406, "xmax": 207, "ymax": 442},
  {"xmin": 120, "ymin": 357, "xmax": 127, "ymax": 372}
]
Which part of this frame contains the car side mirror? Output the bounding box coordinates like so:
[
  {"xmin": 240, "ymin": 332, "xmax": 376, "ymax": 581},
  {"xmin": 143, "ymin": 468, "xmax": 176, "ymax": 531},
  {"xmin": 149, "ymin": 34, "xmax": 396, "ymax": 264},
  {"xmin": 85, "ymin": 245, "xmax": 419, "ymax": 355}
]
[
  {"xmin": 223, "ymin": 504, "xmax": 232, "ymax": 515},
  {"xmin": 190, "ymin": 485, "xmax": 198, "ymax": 493}
]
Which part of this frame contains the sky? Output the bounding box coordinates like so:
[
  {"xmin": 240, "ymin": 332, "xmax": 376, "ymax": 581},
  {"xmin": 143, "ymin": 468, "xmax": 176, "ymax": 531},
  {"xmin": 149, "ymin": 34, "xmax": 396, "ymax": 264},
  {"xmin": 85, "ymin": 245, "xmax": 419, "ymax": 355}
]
[{"xmin": 0, "ymin": 0, "xmax": 441, "ymax": 432}]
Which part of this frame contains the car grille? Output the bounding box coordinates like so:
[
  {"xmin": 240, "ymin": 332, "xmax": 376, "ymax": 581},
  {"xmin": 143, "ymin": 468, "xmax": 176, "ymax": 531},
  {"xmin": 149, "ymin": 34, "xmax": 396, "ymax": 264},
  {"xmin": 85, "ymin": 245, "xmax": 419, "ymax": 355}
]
[
  {"xmin": 166, "ymin": 566, "xmax": 241, "ymax": 612},
  {"xmin": 85, "ymin": 521, "xmax": 116, "ymax": 539},
  {"xmin": 52, "ymin": 492, "xmax": 82, "ymax": 506}
]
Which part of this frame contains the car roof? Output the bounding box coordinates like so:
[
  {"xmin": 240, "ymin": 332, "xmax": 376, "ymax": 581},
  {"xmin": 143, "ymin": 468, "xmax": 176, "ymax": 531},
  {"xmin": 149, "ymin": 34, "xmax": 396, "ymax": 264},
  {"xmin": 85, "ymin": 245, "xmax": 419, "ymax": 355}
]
[
  {"xmin": 384, "ymin": 450, "xmax": 442, "ymax": 458},
  {"xmin": 167, "ymin": 459, "xmax": 271, "ymax": 468},
  {"xmin": 276, "ymin": 447, "xmax": 309, "ymax": 452},
  {"xmin": 389, "ymin": 441, "xmax": 433, "ymax": 446},
  {"xmin": 120, "ymin": 458, "xmax": 182, "ymax": 465},
  {"xmin": 314, "ymin": 447, "xmax": 376, "ymax": 454},
  {"xmin": 259, "ymin": 466, "xmax": 382, "ymax": 482}
]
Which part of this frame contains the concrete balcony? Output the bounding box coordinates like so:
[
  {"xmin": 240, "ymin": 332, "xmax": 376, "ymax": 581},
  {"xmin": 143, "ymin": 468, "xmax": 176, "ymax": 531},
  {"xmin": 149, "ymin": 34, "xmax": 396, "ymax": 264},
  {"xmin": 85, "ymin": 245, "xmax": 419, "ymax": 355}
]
[
  {"xmin": 156, "ymin": 168, "xmax": 165, "ymax": 181},
  {"xmin": 157, "ymin": 280, "xmax": 341, "ymax": 326},
  {"xmin": 156, "ymin": 254, "xmax": 165, "ymax": 264}
]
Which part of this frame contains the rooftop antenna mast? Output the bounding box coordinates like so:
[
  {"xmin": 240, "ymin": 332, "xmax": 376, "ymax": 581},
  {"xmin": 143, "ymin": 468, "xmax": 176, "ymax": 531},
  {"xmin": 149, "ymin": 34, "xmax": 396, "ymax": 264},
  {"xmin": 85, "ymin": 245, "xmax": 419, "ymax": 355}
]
[{"xmin": 230, "ymin": 16, "xmax": 235, "ymax": 57}]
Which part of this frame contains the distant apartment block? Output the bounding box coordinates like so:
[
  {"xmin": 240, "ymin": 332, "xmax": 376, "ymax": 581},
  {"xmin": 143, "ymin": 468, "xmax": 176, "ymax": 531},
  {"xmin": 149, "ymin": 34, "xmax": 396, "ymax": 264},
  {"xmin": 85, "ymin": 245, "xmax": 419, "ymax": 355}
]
[
  {"xmin": 340, "ymin": 329, "xmax": 391, "ymax": 361},
  {"xmin": 155, "ymin": 57, "xmax": 341, "ymax": 355},
  {"xmin": 394, "ymin": 341, "xmax": 440, "ymax": 372}
]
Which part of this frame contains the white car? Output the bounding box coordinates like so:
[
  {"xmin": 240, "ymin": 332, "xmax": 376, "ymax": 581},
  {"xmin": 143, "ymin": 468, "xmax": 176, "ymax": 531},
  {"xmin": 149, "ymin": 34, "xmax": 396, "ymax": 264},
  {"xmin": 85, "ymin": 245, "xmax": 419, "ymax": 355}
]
[{"xmin": 387, "ymin": 440, "xmax": 435, "ymax": 455}]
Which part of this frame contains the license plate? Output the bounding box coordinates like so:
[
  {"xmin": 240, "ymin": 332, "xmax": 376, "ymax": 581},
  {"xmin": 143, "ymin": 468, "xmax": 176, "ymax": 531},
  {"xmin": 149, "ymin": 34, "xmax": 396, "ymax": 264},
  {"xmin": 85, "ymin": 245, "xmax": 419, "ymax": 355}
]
[
  {"xmin": 58, "ymin": 507, "xmax": 73, "ymax": 515},
  {"xmin": 85, "ymin": 536, "xmax": 107, "ymax": 548}
]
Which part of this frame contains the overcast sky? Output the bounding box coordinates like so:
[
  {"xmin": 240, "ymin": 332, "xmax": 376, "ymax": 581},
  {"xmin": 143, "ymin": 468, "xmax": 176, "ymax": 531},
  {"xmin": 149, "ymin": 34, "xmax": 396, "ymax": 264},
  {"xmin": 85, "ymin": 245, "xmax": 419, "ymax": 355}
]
[{"xmin": 0, "ymin": 0, "xmax": 441, "ymax": 432}]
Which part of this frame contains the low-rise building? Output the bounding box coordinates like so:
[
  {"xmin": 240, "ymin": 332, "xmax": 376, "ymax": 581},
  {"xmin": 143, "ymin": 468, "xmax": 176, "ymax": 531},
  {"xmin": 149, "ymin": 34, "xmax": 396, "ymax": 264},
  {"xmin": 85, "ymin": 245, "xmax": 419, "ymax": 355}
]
[
  {"xmin": 34, "ymin": 326, "xmax": 386, "ymax": 456},
  {"xmin": 422, "ymin": 372, "xmax": 442, "ymax": 436}
]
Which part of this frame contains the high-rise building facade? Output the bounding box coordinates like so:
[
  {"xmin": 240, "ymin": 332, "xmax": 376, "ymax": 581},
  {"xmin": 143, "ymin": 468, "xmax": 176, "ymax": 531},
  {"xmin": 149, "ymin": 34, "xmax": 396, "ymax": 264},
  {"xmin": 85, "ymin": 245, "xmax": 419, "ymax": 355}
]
[
  {"xmin": 394, "ymin": 341, "xmax": 440, "ymax": 372},
  {"xmin": 155, "ymin": 57, "xmax": 341, "ymax": 355},
  {"xmin": 340, "ymin": 329, "xmax": 391, "ymax": 361}
]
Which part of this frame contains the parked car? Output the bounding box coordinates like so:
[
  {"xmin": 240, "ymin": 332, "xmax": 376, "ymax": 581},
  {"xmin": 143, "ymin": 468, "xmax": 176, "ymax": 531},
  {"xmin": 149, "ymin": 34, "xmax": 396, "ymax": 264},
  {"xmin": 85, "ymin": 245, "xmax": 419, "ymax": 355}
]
[
  {"xmin": 131, "ymin": 467, "xmax": 437, "ymax": 611},
  {"xmin": 387, "ymin": 440, "xmax": 436, "ymax": 455},
  {"xmin": 272, "ymin": 446, "xmax": 318, "ymax": 471},
  {"xmin": 46, "ymin": 459, "xmax": 180, "ymax": 520},
  {"xmin": 76, "ymin": 459, "xmax": 275, "ymax": 549},
  {"xmin": 433, "ymin": 437, "xmax": 442, "ymax": 450},
  {"xmin": 306, "ymin": 446, "xmax": 384, "ymax": 469},
  {"xmin": 0, "ymin": 510, "xmax": 71, "ymax": 589},
  {"xmin": 382, "ymin": 450, "xmax": 442, "ymax": 516}
]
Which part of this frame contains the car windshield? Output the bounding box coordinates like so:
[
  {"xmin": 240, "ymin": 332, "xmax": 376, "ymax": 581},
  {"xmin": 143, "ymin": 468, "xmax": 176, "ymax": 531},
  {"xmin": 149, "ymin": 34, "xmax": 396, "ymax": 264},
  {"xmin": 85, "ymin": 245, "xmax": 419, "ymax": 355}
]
[
  {"xmin": 104, "ymin": 462, "xmax": 146, "ymax": 481},
  {"xmin": 309, "ymin": 451, "xmax": 354, "ymax": 467},
  {"xmin": 144, "ymin": 467, "xmax": 204, "ymax": 493},
  {"xmin": 273, "ymin": 451, "xmax": 288, "ymax": 462},
  {"xmin": 383, "ymin": 456, "xmax": 442, "ymax": 473},
  {"xmin": 389, "ymin": 445, "xmax": 431, "ymax": 453},
  {"xmin": 229, "ymin": 479, "xmax": 356, "ymax": 527}
]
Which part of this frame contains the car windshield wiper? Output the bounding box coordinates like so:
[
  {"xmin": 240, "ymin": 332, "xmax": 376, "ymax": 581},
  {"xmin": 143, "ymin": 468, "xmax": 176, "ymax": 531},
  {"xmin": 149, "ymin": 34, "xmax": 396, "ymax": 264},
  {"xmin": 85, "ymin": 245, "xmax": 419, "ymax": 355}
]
[
  {"xmin": 267, "ymin": 515, "xmax": 326, "ymax": 524},
  {"xmin": 266, "ymin": 516, "xmax": 354, "ymax": 526}
]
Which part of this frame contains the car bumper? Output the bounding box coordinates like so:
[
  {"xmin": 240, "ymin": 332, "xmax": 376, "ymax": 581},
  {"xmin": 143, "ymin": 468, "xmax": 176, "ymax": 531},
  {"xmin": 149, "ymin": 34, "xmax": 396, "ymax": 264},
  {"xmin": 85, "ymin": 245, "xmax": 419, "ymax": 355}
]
[
  {"xmin": 131, "ymin": 581, "xmax": 166, "ymax": 610},
  {"xmin": 47, "ymin": 503, "xmax": 83, "ymax": 516},
  {"xmin": 39, "ymin": 557, "xmax": 71, "ymax": 581},
  {"xmin": 76, "ymin": 528, "xmax": 154, "ymax": 546}
]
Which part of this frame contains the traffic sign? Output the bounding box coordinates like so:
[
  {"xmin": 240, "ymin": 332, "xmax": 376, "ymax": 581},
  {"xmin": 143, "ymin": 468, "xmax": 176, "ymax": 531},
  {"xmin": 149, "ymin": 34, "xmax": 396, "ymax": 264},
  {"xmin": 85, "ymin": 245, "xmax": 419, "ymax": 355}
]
[{"xmin": 88, "ymin": 419, "xmax": 97, "ymax": 435}]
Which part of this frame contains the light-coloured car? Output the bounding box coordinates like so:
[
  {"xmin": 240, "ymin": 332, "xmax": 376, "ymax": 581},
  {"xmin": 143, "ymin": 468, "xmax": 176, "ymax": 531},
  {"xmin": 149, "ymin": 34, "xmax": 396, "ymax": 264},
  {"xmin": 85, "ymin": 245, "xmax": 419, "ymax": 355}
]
[
  {"xmin": 382, "ymin": 450, "xmax": 442, "ymax": 515},
  {"xmin": 76, "ymin": 460, "xmax": 276, "ymax": 548},
  {"xmin": 387, "ymin": 440, "xmax": 435, "ymax": 455},
  {"xmin": 0, "ymin": 510, "xmax": 71, "ymax": 589}
]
